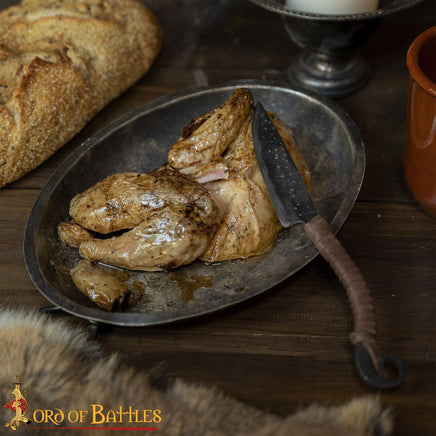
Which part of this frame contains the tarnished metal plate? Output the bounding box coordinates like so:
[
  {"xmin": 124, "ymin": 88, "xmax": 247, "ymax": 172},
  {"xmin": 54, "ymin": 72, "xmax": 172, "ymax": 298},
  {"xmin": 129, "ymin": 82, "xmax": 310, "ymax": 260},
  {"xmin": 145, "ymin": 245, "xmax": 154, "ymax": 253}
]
[{"xmin": 24, "ymin": 80, "xmax": 365, "ymax": 326}]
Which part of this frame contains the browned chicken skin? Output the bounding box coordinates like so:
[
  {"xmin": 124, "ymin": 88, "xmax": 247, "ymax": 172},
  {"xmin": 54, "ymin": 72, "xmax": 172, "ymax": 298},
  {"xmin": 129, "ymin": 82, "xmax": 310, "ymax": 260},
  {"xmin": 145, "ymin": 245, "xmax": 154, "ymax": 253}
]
[
  {"xmin": 168, "ymin": 88, "xmax": 253, "ymax": 169},
  {"xmin": 69, "ymin": 166, "xmax": 217, "ymax": 234},
  {"xmin": 57, "ymin": 221, "xmax": 93, "ymax": 248},
  {"xmin": 68, "ymin": 167, "xmax": 221, "ymax": 271},
  {"xmin": 167, "ymin": 88, "xmax": 308, "ymax": 262},
  {"xmin": 200, "ymin": 113, "xmax": 282, "ymax": 262},
  {"xmin": 200, "ymin": 169, "xmax": 282, "ymax": 262}
]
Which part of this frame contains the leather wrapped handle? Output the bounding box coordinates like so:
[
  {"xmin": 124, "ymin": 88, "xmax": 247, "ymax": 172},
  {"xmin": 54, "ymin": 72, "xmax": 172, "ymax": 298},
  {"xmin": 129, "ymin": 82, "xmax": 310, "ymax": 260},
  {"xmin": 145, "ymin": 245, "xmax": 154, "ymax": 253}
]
[{"xmin": 304, "ymin": 215, "xmax": 381, "ymax": 373}]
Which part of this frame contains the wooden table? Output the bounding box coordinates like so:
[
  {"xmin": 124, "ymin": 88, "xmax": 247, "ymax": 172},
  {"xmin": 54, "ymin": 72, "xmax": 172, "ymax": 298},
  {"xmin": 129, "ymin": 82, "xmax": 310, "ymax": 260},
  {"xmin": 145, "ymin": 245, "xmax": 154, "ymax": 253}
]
[{"xmin": 1, "ymin": 0, "xmax": 435, "ymax": 434}]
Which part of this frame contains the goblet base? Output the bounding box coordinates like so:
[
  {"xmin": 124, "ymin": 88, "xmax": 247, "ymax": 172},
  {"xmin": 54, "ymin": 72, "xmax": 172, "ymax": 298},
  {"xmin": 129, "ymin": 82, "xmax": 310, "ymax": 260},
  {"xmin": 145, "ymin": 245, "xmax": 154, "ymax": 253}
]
[{"xmin": 287, "ymin": 50, "xmax": 371, "ymax": 98}]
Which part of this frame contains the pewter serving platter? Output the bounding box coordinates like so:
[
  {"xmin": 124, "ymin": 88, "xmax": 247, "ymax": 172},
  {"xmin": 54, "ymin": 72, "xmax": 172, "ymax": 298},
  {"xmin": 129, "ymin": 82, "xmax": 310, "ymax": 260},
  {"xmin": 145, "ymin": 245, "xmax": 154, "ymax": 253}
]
[{"xmin": 24, "ymin": 80, "xmax": 365, "ymax": 327}]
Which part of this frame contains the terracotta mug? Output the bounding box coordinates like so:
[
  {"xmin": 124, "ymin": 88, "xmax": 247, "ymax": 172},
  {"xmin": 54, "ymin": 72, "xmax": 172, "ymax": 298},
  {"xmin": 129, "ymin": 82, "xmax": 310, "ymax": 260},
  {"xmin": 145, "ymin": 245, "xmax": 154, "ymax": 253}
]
[{"xmin": 405, "ymin": 26, "xmax": 436, "ymax": 216}]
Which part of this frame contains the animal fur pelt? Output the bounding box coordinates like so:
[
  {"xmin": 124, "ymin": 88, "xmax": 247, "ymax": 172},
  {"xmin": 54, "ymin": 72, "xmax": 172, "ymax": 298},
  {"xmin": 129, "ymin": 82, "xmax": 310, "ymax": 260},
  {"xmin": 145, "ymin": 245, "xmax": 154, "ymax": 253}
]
[{"xmin": 0, "ymin": 309, "xmax": 393, "ymax": 435}]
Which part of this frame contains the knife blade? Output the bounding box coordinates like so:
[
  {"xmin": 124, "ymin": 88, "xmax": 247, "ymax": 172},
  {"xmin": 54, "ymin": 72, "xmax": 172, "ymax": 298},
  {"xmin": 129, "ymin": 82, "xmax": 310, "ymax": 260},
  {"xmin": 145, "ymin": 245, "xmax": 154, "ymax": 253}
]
[
  {"xmin": 252, "ymin": 101, "xmax": 404, "ymax": 389},
  {"xmin": 251, "ymin": 104, "xmax": 317, "ymax": 228}
]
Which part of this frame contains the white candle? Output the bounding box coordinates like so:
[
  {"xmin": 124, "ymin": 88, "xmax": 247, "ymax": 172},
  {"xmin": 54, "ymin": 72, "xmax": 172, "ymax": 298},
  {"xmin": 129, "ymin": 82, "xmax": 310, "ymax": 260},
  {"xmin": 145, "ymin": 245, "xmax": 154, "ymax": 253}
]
[{"xmin": 285, "ymin": 0, "xmax": 379, "ymax": 15}]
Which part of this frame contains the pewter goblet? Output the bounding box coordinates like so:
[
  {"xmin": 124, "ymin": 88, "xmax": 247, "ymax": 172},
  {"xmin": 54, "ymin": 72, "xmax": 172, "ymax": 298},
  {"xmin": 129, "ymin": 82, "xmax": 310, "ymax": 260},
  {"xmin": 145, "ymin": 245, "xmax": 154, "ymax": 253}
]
[{"xmin": 250, "ymin": 0, "xmax": 425, "ymax": 98}]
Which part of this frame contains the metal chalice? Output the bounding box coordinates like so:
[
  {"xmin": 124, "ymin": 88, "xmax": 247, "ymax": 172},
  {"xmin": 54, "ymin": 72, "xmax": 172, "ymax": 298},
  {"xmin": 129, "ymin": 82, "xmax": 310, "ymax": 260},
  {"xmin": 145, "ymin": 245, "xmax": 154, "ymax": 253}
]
[{"xmin": 250, "ymin": 0, "xmax": 425, "ymax": 98}]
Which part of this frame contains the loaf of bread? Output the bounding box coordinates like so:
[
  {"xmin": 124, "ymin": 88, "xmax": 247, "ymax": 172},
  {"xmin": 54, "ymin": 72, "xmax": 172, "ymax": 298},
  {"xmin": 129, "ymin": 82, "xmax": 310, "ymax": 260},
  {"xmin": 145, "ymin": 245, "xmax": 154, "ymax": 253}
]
[{"xmin": 0, "ymin": 0, "xmax": 161, "ymax": 187}]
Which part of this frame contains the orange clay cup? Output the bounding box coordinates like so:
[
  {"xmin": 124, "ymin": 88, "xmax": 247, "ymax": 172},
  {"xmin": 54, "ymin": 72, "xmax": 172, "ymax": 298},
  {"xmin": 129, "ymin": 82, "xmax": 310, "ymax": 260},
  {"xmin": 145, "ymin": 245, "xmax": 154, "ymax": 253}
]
[{"xmin": 405, "ymin": 26, "xmax": 436, "ymax": 216}]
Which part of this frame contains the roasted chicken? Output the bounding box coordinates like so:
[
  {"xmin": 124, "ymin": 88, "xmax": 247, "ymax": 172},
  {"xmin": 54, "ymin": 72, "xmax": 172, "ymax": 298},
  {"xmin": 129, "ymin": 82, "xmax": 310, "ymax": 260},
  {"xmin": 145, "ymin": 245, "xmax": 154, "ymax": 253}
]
[{"xmin": 59, "ymin": 88, "xmax": 311, "ymax": 310}]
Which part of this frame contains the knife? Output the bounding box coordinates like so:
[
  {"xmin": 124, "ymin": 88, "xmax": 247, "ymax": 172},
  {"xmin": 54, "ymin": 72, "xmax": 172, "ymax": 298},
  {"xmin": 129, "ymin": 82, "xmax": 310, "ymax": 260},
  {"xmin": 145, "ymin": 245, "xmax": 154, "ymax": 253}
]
[{"xmin": 252, "ymin": 102, "xmax": 404, "ymax": 389}]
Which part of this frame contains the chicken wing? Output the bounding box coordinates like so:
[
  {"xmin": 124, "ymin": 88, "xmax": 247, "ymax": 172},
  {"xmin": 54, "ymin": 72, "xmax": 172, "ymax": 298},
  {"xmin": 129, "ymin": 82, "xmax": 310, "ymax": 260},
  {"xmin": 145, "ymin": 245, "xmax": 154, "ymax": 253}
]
[{"xmin": 168, "ymin": 88, "xmax": 253, "ymax": 169}]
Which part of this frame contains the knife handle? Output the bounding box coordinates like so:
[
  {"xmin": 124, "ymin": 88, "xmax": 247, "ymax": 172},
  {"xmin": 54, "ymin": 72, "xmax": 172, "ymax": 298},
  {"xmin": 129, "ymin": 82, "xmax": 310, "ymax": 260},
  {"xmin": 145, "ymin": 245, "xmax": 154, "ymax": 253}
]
[{"xmin": 305, "ymin": 215, "xmax": 404, "ymax": 387}]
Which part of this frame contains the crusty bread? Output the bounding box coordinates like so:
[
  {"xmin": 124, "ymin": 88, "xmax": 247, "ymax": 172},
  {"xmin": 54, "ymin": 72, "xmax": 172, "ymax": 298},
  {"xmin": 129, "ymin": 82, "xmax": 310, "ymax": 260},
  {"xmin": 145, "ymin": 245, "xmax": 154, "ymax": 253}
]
[{"xmin": 0, "ymin": 0, "xmax": 161, "ymax": 187}]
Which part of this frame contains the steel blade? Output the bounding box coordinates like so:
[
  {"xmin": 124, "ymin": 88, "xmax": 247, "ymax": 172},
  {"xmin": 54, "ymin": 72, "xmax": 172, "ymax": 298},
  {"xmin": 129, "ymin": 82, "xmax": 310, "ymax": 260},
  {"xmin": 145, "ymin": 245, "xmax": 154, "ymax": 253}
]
[{"xmin": 252, "ymin": 102, "xmax": 317, "ymax": 227}]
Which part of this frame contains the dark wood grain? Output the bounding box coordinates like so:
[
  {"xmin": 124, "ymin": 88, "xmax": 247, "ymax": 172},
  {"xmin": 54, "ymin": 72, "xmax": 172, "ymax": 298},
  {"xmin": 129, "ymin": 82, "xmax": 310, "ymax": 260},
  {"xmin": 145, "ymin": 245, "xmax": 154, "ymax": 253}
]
[{"xmin": 0, "ymin": 0, "xmax": 435, "ymax": 434}]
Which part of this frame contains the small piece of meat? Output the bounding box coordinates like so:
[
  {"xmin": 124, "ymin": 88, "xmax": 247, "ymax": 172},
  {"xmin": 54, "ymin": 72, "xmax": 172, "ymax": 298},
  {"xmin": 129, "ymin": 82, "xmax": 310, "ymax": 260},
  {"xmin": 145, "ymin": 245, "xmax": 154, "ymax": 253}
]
[
  {"xmin": 70, "ymin": 260, "xmax": 130, "ymax": 311},
  {"xmin": 57, "ymin": 221, "xmax": 93, "ymax": 248},
  {"xmin": 168, "ymin": 88, "xmax": 253, "ymax": 169}
]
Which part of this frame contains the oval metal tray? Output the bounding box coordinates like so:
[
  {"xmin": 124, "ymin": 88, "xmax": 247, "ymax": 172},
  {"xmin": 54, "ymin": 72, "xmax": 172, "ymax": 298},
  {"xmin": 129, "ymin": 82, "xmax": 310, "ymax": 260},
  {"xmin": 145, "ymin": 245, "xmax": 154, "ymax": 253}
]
[{"xmin": 24, "ymin": 80, "xmax": 365, "ymax": 326}]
